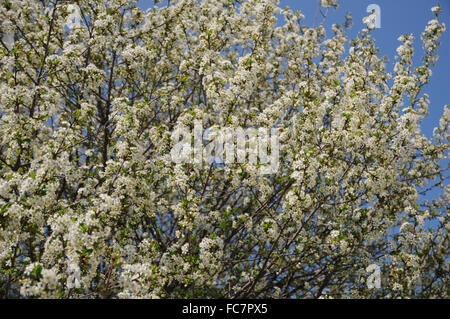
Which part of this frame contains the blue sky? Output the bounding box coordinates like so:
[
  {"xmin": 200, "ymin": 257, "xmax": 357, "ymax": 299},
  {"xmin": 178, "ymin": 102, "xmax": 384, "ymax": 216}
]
[{"xmin": 277, "ymin": 0, "xmax": 450, "ymax": 204}]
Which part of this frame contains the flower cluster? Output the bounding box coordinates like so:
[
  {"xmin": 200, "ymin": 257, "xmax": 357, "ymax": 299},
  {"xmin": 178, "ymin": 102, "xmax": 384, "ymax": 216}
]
[{"xmin": 0, "ymin": 0, "xmax": 448, "ymax": 298}]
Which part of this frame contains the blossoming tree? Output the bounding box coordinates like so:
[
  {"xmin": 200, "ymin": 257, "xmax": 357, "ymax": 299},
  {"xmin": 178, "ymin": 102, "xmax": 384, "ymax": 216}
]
[{"xmin": 0, "ymin": 0, "xmax": 448, "ymax": 298}]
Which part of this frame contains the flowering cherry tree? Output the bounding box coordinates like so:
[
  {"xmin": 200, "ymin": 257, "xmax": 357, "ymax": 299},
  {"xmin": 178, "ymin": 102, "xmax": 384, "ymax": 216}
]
[{"xmin": 0, "ymin": 0, "xmax": 448, "ymax": 298}]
